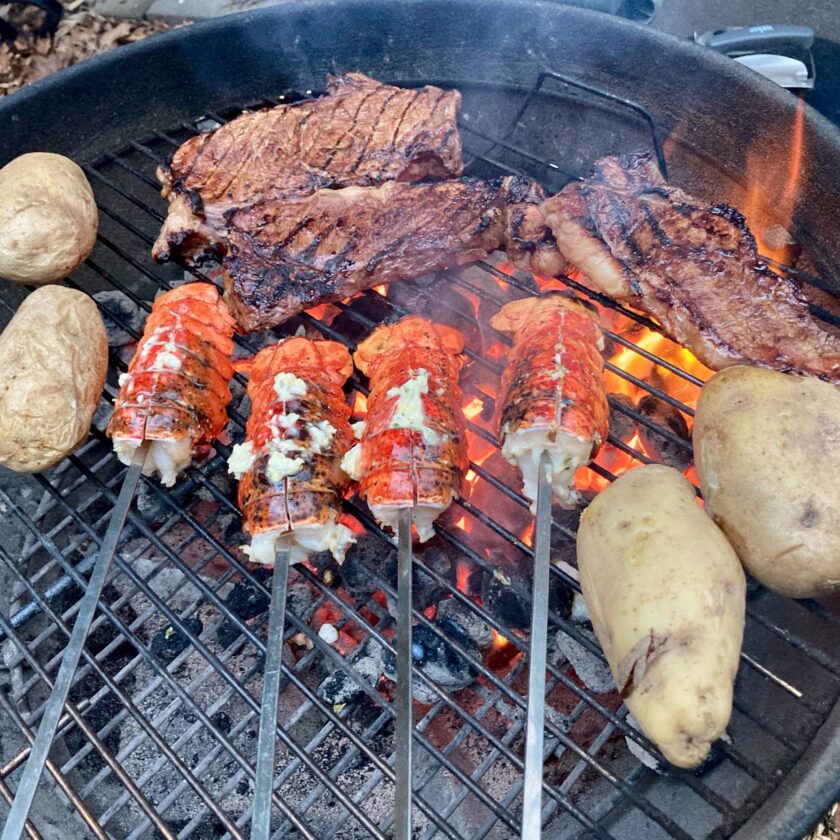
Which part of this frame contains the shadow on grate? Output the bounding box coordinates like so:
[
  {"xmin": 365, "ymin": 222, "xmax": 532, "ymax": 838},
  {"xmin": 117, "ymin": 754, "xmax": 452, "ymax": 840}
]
[{"xmin": 0, "ymin": 73, "xmax": 839, "ymax": 840}]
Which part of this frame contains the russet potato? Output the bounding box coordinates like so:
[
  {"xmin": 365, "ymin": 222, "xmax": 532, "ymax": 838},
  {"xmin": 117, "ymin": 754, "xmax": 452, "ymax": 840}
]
[
  {"xmin": 0, "ymin": 286, "xmax": 108, "ymax": 472},
  {"xmin": 0, "ymin": 152, "xmax": 98, "ymax": 285},
  {"xmin": 694, "ymin": 365, "xmax": 840, "ymax": 598},
  {"xmin": 577, "ymin": 464, "xmax": 745, "ymax": 768}
]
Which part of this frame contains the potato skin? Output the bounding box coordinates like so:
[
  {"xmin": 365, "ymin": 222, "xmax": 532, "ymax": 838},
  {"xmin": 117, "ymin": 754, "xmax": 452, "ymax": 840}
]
[
  {"xmin": 0, "ymin": 153, "xmax": 98, "ymax": 285},
  {"xmin": 0, "ymin": 286, "xmax": 108, "ymax": 472},
  {"xmin": 577, "ymin": 464, "xmax": 745, "ymax": 768},
  {"xmin": 694, "ymin": 365, "xmax": 840, "ymax": 598}
]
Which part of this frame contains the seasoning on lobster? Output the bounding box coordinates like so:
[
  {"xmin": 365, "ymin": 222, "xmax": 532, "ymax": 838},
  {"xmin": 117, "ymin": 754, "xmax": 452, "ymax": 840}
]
[
  {"xmin": 107, "ymin": 283, "xmax": 235, "ymax": 486},
  {"xmin": 490, "ymin": 292, "xmax": 609, "ymax": 509},
  {"xmin": 342, "ymin": 316, "xmax": 468, "ymax": 542},
  {"xmin": 228, "ymin": 337, "xmax": 357, "ymax": 565}
]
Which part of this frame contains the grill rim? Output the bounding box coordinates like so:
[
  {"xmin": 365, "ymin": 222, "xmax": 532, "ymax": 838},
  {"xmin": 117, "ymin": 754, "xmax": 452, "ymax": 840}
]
[
  {"xmin": 1, "ymin": 5, "xmax": 840, "ymax": 837},
  {"xmin": 0, "ymin": 0, "xmax": 838, "ymax": 153}
]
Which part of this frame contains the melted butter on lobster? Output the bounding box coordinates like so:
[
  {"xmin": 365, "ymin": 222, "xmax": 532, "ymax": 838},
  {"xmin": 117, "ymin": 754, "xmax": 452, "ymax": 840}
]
[
  {"xmin": 491, "ymin": 292, "xmax": 609, "ymax": 509},
  {"xmin": 107, "ymin": 283, "xmax": 235, "ymax": 486},
  {"xmin": 342, "ymin": 316, "xmax": 468, "ymax": 542},
  {"xmin": 231, "ymin": 337, "xmax": 357, "ymax": 565}
]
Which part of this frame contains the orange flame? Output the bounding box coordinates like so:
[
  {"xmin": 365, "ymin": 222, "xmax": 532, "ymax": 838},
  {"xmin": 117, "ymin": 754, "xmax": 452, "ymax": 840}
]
[
  {"xmin": 741, "ymin": 97, "xmax": 805, "ymax": 263},
  {"xmin": 490, "ymin": 628, "xmax": 511, "ymax": 653}
]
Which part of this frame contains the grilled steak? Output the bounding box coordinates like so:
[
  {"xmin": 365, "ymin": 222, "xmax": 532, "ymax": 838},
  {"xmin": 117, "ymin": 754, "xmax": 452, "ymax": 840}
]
[
  {"xmin": 544, "ymin": 152, "xmax": 840, "ymax": 382},
  {"xmin": 153, "ymin": 73, "xmax": 463, "ymax": 264},
  {"xmin": 221, "ymin": 178, "xmax": 506, "ymax": 332},
  {"xmin": 500, "ymin": 176, "xmax": 566, "ymax": 278}
]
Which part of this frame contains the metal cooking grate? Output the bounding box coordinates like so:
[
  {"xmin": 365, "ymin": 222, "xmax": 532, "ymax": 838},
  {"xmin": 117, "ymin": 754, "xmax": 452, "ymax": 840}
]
[{"xmin": 1, "ymin": 72, "xmax": 840, "ymax": 840}]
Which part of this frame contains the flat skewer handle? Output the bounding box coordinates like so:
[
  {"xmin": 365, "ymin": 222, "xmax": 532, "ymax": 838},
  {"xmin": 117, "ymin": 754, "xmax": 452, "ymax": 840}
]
[
  {"xmin": 250, "ymin": 544, "xmax": 291, "ymax": 840},
  {"xmin": 394, "ymin": 507, "xmax": 414, "ymax": 840},
  {"xmin": 521, "ymin": 451, "xmax": 553, "ymax": 839},
  {"xmin": 2, "ymin": 446, "xmax": 148, "ymax": 840}
]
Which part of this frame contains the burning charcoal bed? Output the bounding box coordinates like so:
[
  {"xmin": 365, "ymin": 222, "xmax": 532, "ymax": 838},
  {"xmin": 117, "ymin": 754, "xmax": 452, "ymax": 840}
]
[{"xmin": 2, "ymin": 2, "xmax": 840, "ymax": 839}]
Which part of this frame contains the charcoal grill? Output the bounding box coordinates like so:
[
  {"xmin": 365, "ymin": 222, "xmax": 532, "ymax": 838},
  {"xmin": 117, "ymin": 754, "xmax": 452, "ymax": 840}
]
[{"xmin": 2, "ymin": 2, "xmax": 840, "ymax": 838}]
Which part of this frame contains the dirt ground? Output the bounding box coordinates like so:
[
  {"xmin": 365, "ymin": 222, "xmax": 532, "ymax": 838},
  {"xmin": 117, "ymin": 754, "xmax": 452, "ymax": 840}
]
[
  {"xmin": 0, "ymin": 1, "xmax": 178, "ymax": 96},
  {"xmin": 811, "ymin": 805, "xmax": 840, "ymax": 840}
]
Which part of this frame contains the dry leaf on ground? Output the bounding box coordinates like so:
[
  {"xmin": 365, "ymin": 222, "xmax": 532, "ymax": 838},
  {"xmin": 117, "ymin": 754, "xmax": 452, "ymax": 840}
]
[{"xmin": 0, "ymin": 2, "xmax": 182, "ymax": 96}]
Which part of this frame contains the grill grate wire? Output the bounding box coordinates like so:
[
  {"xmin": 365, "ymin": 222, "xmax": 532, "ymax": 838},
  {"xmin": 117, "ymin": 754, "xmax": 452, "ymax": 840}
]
[{"xmin": 0, "ymin": 73, "xmax": 838, "ymax": 840}]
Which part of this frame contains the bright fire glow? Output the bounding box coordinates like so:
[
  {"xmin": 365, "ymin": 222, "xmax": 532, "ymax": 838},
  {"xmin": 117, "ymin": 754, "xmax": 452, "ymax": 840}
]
[
  {"xmin": 741, "ymin": 96, "xmax": 805, "ymax": 264},
  {"xmin": 456, "ymin": 562, "xmax": 471, "ymax": 592},
  {"xmin": 463, "ymin": 396, "xmax": 484, "ymax": 420},
  {"xmin": 490, "ymin": 629, "xmax": 510, "ymax": 652}
]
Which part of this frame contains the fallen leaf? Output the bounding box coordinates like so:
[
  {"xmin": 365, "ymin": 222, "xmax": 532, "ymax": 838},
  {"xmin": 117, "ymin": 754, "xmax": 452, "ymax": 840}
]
[{"xmin": 98, "ymin": 19, "xmax": 133, "ymax": 48}]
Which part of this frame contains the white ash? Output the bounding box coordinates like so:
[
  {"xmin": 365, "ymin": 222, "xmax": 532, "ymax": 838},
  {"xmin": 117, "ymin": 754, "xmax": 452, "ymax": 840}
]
[
  {"xmin": 570, "ymin": 592, "xmax": 590, "ymax": 624},
  {"xmin": 318, "ymin": 623, "xmax": 339, "ymax": 644},
  {"xmin": 317, "ymin": 637, "xmax": 385, "ymax": 706},
  {"xmin": 286, "ymin": 580, "xmax": 321, "ymax": 622},
  {"xmin": 545, "ymin": 704, "xmax": 576, "ymax": 735},
  {"xmin": 435, "ymin": 596, "xmax": 494, "ymax": 649},
  {"xmin": 94, "ymin": 289, "xmax": 146, "ymax": 346},
  {"xmin": 624, "ymin": 713, "xmax": 663, "ymax": 772},
  {"xmin": 554, "ymin": 627, "xmax": 614, "ymax": 693}
]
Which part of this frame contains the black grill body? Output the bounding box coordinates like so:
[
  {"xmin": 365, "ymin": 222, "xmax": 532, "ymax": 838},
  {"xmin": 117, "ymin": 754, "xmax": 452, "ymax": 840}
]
[{"xmin": 0, "ymin": 4, "xmax": 840, "ymax": 839}]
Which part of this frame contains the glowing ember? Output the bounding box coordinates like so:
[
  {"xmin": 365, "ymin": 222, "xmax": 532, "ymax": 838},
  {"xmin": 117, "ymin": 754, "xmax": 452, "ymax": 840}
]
[
  {"xmin": 353, "ymin": 392, "xmax": 368, "ymax": 417},
  {"xmin": 490, "ymin": 628, "xmax": 510, "ymax": 652},
  {"xmin": 463, "ymin": 396, "xmax": 484, "ymax": 420},
  {"xmin": 305, "ymin": 301, "xmax": 342, "ymax": 324},
  {"xmin": 456, "ymin": 561, "xmax": 471, "ymax": 593}
]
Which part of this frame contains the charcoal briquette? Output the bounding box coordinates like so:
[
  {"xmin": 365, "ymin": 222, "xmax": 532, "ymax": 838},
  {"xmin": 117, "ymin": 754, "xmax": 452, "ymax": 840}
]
[
  {"xmin": 151, "ymin": 617, "xmax": 203, "ymax": 664},
  {"xmin": 554, "ymin": 626, "xmax": 614, "ymax": 693},
  {"xmin": 435, "ymin": 597, "xmax": 494, "ymax": 649},
  {"xmin": 383, "ymin": 619, "xmax": 478, "ymax": 701}
]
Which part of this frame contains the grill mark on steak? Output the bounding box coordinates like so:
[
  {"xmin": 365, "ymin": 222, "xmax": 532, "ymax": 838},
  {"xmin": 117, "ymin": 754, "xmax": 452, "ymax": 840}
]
[
  {"xmin": 153, "ymin": 73, "xmax": 464, "ymax": 264},
  {"xmin": 389, "ymin": 88, "xmax": 424, "ymax": 149},
  {"xmin": 219, "ymin": 174, "xmax": 565, "ymax": 333},
  {"xmin": 640, "ymin": 202, "xmax": 672, "ymax": 248},
  {"xmin": 320, "ymin": 88, "xmax": 381, "ymax": 170},
  {"xmin": 348, "ymin": 88, "xmax": 406, "ymax": 175},
  {"xmin": 220, "ymin": 178, "xmax": 508, "ymax": 332},
  {"xmin": 543, "ymin": 152, "xmax": 840, "ymax": 382}
]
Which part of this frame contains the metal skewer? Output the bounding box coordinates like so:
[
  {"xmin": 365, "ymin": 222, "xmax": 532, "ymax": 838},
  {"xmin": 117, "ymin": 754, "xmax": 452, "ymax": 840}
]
[
  {"xmin": 521, "ymin": 450, "xmax": 552, "ymax": 839},
  {"xmin": 250, "ymin": 540, "xmax": 291, "ymax": 840},
  {"xmin": 2, "ymin": 444, "xmax": 148, "ymax": 840},
  {"xmin": 394, "ymin": 507, "xmax": 414, "ymax": 840}
]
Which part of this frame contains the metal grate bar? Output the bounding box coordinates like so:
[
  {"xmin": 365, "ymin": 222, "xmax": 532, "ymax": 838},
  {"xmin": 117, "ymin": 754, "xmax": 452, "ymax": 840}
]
[
  {"xmin": 21, "ymin": 426, "xmax": 475, "ymax": 839},
  {"xmin": 3, "ymin": 74, "xmax": 838, "ymax": 840}
]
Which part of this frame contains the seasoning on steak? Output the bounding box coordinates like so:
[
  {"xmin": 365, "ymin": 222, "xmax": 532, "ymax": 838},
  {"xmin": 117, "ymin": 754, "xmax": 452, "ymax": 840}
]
[
  {"xmin": 153, "ymin": 73, "xmax": 464, "ymax": 264},
  {"xmin": 220, "ymin": 178, "xmax": 506, "ymax": 332},
  {"xmin": 543, "ymin": 152, "xmax": 840, "ymax": 382}
]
